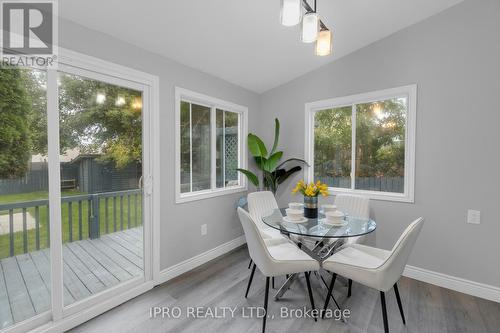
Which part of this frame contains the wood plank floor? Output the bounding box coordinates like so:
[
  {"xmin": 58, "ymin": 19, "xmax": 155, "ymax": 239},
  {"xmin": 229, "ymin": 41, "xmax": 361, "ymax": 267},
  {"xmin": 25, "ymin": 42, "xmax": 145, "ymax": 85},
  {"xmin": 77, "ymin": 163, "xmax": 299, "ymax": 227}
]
[
  {"xmin": 70, "ymin": 246, "xmax": 500, "ymax": 333},
  {"xmin": 0, "ymin": 227, "xmax": 143, "ymax": 330}
]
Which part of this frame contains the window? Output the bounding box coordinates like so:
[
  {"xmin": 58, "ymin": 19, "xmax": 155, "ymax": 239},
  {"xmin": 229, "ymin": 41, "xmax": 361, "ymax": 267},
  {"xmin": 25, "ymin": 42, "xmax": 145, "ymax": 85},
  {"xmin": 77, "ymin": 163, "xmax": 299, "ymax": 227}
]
[
  {"xmin": 305, "ymin": 85, "xmax": 416, "ymax": 202},
  {"xmin": 175, "ymin": 88, "xmax": 248, "ymax": 203}
]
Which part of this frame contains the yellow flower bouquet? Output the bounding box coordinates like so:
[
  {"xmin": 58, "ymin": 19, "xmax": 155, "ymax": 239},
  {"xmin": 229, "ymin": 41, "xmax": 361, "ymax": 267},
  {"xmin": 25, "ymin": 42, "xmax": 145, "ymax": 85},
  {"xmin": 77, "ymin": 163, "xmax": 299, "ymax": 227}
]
[
  {"xmin": 292, "ymin": 180, "xmax": 329, "ymax": 218},
  {"xmin": 292, "ymin": 180, "xmax": 329, "ymax": 197}
]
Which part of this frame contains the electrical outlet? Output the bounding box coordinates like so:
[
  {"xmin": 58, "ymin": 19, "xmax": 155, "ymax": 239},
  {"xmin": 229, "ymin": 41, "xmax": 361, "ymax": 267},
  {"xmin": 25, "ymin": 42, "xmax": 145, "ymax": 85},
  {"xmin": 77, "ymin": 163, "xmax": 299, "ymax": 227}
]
[
  {"xmin": 201, "ymin": 224, "xmax": 207, "ymax": 236},
  {"xmin": 467, "ymin": 210, "xmax": 480, "ymax": 224}
]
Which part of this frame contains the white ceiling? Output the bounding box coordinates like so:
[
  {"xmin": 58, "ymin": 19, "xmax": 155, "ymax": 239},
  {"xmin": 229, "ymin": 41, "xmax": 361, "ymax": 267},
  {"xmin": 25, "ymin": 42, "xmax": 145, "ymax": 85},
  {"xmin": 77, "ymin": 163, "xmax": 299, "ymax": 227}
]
[{"xmin": 59, "ymin": 0, "xmax": 464, "ymax": 93}]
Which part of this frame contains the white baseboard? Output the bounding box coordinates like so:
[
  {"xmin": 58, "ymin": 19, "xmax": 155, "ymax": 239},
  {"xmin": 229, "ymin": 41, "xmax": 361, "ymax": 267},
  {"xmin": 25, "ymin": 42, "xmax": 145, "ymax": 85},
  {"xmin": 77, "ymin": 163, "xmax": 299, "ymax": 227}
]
[
  {"xmin": 157, "ymin": 235, "xmax": 246, "ymax": 284},
  {"xmin": 404, "ymin": 265, "xmax": 500, "ymax": 303}
]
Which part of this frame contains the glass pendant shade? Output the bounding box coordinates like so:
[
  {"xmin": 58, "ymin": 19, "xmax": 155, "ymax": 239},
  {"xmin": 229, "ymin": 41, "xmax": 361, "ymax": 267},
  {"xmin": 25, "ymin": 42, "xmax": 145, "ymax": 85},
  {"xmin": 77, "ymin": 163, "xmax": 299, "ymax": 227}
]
[
  {"xmin": 315, "ymin": 29, "xmax": 332, "ymax": 56},
  {"xmin": 302, "ymin": 12, "xmax": 319, "ymax": 43},
  {"xmin": 280, "ymin": 0, "xmax": 302, "ymax": 26}
]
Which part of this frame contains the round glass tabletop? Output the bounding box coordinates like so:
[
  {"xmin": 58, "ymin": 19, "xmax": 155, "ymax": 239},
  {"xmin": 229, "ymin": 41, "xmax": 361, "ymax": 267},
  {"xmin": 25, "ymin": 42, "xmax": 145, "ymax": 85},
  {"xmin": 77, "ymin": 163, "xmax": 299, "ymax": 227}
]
[{"xmin": 262, "ymin": 208, "xmax": 376, "ymax": 239}]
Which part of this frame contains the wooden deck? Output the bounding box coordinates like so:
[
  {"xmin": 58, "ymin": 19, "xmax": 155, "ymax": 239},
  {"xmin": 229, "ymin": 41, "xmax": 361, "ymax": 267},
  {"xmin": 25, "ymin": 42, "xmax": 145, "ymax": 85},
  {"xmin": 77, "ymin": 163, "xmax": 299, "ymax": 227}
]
[{"xmin": 0, "ymin": 227, "xmax": 143, "ymax": 329}]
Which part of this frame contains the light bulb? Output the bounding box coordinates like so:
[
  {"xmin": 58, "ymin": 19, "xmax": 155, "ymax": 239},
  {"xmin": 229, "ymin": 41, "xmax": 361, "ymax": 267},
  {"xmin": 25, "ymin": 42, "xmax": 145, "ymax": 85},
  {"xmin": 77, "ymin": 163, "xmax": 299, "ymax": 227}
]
[
  {"xmin": 302, "ymin": 12, "xmax": 319, "ymax": 43},
  {"xmin": 315, "ymin": 29, "xmax": 332, "ymax": 56},
  {"xmin": 280, "ymin": 0, "xmax": 302, "ymax": 26}
]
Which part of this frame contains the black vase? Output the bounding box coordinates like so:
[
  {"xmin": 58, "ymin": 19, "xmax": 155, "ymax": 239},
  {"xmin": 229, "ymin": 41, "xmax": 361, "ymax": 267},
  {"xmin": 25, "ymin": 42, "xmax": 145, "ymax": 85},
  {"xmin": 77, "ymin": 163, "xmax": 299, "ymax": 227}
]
[{"xmin": 303, "ymin": 196, "xmax": 318, "ymax": 218}]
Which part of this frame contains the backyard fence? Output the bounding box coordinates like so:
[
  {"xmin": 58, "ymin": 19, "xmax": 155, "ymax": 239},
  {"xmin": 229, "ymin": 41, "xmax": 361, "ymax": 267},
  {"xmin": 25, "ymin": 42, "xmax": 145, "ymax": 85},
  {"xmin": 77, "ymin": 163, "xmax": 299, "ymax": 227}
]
[
  {"xmin": 0, "ymin": 189, "xmax": 142, "ymax": 259},
  {"xmin": 316, "ymin": 176, "xmax": 404, "ymax": 193},
  {"xmin": 0, "ymin": 169, "xmax": 49, "ymax": 195},
  {"xmin": 0, "ymin": 159, "xmax": 141, "ymax": 195}
]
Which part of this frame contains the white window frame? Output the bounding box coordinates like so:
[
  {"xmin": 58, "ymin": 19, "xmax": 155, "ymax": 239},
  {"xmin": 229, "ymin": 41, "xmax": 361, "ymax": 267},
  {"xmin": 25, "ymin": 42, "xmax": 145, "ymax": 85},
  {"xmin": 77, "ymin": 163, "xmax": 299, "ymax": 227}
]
[
  {"xmin": 304, "ymin": 85, "xmax": 417, "ymax": 203},
  {"xmin": 175, "ymin": 87, "xmax": 248, "ymax": 203}
]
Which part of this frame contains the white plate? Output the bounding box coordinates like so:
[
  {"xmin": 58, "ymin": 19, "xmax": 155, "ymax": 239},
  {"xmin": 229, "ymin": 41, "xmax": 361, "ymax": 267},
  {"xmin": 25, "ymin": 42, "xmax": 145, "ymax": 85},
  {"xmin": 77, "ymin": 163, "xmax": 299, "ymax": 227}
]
[
  {"xmin": 321, "ymin": 219, "xmax": 348, "ymax": 227},
  {"xmin": 283, "ymin": 216, "xmax": 308, "ymax": 223}
]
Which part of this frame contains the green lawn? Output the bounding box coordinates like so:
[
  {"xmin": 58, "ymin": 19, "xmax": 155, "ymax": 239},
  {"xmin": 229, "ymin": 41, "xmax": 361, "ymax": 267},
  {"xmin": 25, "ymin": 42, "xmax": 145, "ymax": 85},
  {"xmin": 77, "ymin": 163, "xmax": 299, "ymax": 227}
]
[{"xmin": 0, "ymin": 190, "xmax": 142, "ymax": 259}]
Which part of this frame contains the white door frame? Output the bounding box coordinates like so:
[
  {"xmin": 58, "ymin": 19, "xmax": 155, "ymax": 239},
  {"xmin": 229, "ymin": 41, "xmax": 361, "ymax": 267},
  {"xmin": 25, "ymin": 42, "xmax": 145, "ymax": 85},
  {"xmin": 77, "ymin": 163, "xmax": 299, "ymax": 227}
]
[{"xmin": 1, "ymin": 48, "xmax": 161, "ymax": 333}]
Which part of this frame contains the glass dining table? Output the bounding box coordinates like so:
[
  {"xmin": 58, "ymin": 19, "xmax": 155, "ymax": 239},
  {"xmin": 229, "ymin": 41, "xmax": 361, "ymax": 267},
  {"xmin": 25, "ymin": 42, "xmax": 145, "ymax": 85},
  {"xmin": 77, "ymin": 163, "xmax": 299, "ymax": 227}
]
[{"xmin": 261, "ymin": 208, "xmax": 377, "ymax": 309}]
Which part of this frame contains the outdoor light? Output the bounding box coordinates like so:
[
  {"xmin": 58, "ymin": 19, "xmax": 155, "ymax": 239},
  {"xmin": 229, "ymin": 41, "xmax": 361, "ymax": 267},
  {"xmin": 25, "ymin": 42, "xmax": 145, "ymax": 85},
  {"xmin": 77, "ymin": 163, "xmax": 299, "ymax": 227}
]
[
  {"xmin": 301, "ymin": 11, "xmax": 319, "ymax": 43},
  {"xmin": 115, "ymin": 96, "xmax": 126, "ymax": 106},
  {"xmin": 280, "ymin": 0, "xmax": 302, "ymax": 27},
  {"xmin": 96, "ymin": 93, "xmax": 106, "ymax": 104},
  {"xmin": 315, "ymin": 28, "xmax": 332, "ymax": 56}
]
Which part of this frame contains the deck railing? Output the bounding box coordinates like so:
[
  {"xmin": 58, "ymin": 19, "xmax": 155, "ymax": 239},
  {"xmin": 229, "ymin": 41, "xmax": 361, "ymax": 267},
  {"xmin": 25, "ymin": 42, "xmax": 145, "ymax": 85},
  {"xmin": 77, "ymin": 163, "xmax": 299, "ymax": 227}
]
[{"xmin": 0, "ymin": 189, "xmax": 142, "ymax": 258}]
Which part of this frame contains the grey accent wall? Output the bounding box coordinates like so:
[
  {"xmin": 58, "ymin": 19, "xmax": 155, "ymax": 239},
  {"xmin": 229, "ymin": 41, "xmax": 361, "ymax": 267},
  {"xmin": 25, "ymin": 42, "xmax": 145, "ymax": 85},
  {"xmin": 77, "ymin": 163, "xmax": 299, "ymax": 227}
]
[
  {"xmin": 260, "ymin": 0, "xmax": 500, "ymax": 287},
  {"xmin": 58, "ymin": 19, "xmax": 260, "ymax": 270}
]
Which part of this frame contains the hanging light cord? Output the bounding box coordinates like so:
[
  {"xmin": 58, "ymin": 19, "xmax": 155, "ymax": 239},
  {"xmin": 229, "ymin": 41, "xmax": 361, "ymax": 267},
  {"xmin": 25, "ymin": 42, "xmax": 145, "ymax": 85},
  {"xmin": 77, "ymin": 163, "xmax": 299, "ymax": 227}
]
[{"xmin": 302, "ymin": 0, "xmax": 328, "ymax": 30}]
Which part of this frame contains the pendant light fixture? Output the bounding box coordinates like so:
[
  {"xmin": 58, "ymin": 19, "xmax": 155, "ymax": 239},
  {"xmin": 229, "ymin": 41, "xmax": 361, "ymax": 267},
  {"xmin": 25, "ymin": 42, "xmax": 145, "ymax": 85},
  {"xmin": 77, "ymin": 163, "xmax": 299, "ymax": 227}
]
[
  {"xmin": 302, "ymin": 12, "xmax": 319, "ymax": 43},
  {"xmin": 281, "ymin": 0, "xmax": 333, "ymax": 56},
  {"xmin": 280, "ymin": 0, "xmax": 302, "ymax": 27},
  {"xmin": 315, "ymin": 28, "xmax": 332, "ymax": 56}
]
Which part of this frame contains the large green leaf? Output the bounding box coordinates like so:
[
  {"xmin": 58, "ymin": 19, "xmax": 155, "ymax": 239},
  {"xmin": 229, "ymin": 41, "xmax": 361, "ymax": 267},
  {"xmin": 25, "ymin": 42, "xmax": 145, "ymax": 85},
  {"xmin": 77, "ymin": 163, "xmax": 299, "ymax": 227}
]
[
  {"xmin": 276, "ymin": 158, "xmax": 309, "ymax": 170},
  {"xmin": 247, "ymin": 134, "xmax": 268, "ymax": 158},
  {"xmin": 264, "ymin": 151, "xmax": 283, "ymax": 172},
  {"xmin": 236, "ymin": 168, "xmax": 259, "ymax": 187},
  {"xmin": 276, "ymin": 166, "xmax": 302, "ymax": 184},
  {"xmin": 270, "ymin": 118, "xmax": 280, "ymax": 155}
]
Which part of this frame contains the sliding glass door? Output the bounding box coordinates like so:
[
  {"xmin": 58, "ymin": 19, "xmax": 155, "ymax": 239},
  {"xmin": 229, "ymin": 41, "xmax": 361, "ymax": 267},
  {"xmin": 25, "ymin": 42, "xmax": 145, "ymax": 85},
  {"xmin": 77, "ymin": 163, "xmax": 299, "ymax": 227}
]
[
  {"xmin": 0, "ymin": 67, "xmax": 51, "ymax": 330},
  {"xmin": 0, "ymin": 53, "xmax": 156, "ymax": 331},
  {"xmin": 57, "ymin": 69, "xmax": 146, "ymax": 309}
]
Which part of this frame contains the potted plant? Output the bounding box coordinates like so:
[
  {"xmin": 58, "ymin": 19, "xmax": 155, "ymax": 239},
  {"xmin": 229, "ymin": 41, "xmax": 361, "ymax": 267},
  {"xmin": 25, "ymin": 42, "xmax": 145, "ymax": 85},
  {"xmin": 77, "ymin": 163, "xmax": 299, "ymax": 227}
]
[
  {"xmin": 237, "ymin": 118, "xmax": 308, "ymax": 196},
  {"xmin": 292, "ymin": 180, "xmax": 329, "ymax": 218}
]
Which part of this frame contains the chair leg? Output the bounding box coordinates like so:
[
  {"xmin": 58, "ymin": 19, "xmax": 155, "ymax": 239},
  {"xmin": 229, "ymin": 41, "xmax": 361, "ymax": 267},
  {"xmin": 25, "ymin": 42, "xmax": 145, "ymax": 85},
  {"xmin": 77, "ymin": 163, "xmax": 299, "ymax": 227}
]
[
  {"xmin": 304, "ymin": 272, "xmax": 317, "ymax": 322},
  {"xmin": 380, "ymin": 291, "xmax": 389, "ymax": 333},
  {"xmin": 263, "ymin": 277, "xmax": 270, "ymax": 333},
  {"xmin": 393, "ymin": 283, "xmax": 406, "ymax": 325},
  {"xmin": 248, "ymin": 258, "xmax": 253, "ymax": 269},
  {"xmin": 272, "ymin": 277, "xmax": 275, "ymax": 289},
  {"xmin": 322, "ymin": 273, "xmax": 337, "ymax": 319},
  {"xmin": 347, "ymin": 279, "xmax": 353, "ymax": 297},
  {"xmin": 245, "ymin": 263, "xmax": 256, "ymax": 298}
]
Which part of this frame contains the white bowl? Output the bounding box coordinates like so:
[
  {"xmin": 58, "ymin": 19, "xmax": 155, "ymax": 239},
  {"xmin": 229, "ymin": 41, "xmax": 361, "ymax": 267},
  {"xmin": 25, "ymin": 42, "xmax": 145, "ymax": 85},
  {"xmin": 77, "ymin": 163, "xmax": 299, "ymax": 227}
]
[
  {"xmin": 285, "ymin": 208, "xmax": 303, "ymax": 221},
  {"xmin": 288, "ymin": 202, "xmax": 304, "ymax": 210},
  {"xmin": 322, "ymin": 204, "xmax": 337, "ymax": 213},
  {"xmin": 325, "ymin": 210, "xmax": 344, "ymax": 224}
]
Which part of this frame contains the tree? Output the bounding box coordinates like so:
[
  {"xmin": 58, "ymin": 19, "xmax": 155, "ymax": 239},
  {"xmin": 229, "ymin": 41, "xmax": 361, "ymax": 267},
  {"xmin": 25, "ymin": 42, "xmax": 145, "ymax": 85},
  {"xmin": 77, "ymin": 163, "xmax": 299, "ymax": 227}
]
[
  {"xmin": 58, "ymin": 73, "xmax": 142, "ymax": 168},
  {"xmin": 313, "ymin": 99, "xmax": 406, "ymax": 182},
  {"xmin": 0, "ymin": 66, "xmax": 32, "ymax": 178}
]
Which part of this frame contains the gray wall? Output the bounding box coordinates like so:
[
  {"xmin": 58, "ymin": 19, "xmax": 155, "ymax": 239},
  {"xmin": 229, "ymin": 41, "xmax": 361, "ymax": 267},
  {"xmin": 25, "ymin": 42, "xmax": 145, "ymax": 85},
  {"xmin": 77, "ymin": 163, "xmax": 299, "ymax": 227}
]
[
  {"xmin": 58, "ymin": 19, "xmax": 260, "ymax": 270},
  {"xmin": 260, "ymin": 0, "xmax": 500, "ymax": 287},
  {"xmin": 58, "ymin": 0, "xmax": 500, "ymax": 288}
]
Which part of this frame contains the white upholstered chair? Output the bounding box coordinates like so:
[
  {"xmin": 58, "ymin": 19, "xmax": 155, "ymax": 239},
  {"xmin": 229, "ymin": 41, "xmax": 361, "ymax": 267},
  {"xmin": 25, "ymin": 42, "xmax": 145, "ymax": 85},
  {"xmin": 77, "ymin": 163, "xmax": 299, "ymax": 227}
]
[
  {"xmin": 247, "ymin": 191, "xmax": 289, "ymax": 242},
  {"xmin": 333, "ymin": 193, "xmax": 370, "ymax": 296},
  {"xmin": 237, "ymin": 208, "xmax": 320, "ymax": 333},
  {"xmin": 247, "ymin": 191, "xmax": 289, "ymax": 286},
  {"xmin": 322, "ymin": 217, "xmax": 424, "ymax": 333},
  {"xmin": 334, "ymin": 194, "xmax": 370, "ymax": 220}
]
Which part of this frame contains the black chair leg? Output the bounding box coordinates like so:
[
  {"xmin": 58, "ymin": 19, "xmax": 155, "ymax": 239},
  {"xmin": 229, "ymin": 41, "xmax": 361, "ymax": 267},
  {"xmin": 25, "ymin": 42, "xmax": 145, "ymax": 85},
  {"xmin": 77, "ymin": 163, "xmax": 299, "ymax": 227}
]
[
  {"xmin": 380, "ymin": 291, "xmax": 389, "ymax": 333},
  {"xmin": 272, "ymin": 277, "xmax": 275, "ymax": 289},
  {"xmin": 263, "ymin": 277, "xmax": 270, "ymax": 333},
  {"xmin": 304, "ymin": 272, "xmax": 317, "ymax": 322},
  {"xmin": 245, "ymin": 263, "xmax": 256, "ymax": 298},
  {"xmin": 248, "ymin": 258, "xmax": 253, "ymax": 269},
  {"xmin": 394, "ymin": 283, "xmax": 406, "ymax": 325},
  {"xmin": 322, "ymin": 273, "xmax": 337, "ymax": 318},
  {"xmin": 347, "ymin": 279, "xmax": 353, "ymax": 297}
]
